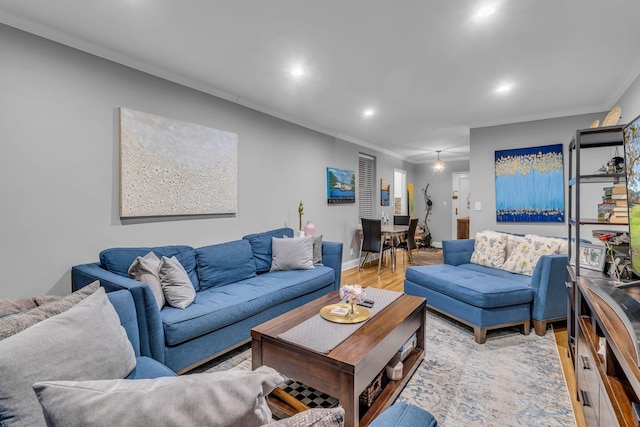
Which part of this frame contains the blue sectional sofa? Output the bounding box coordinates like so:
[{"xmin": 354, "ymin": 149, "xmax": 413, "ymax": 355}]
[
  {"xmin": 405, "ymin": 238, "xmax": 567, "ymax": 344},
  {"xmin": 72, "ymin": 227, "xmax": 343, "ymax": 373}
]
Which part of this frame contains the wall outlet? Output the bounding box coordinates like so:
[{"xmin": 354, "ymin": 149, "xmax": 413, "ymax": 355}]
[
  {"xmin": 443, "ymin": 200, "xmax": 447, "ymax": 206},
  {"xmin": 350, "ymin": 248, "xmax": 354, "ymax": 256},
  {"xmin": 475, "ymin": 202, "xmax": 482, "ymax": 211}
]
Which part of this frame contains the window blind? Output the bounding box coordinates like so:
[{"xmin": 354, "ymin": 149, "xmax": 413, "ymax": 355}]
[{"xmin": 358, "ymin": 153, "xmax": 375, "ymax": 221}]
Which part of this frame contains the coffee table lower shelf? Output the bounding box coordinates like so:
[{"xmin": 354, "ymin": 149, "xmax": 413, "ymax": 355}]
[
  {"xmin": 358, "ymin": 348, "xmax": 424, "ymax": 426},
  {"xmin": 267, "ymin": 347, "xmax": 424, "ymax": 424}
]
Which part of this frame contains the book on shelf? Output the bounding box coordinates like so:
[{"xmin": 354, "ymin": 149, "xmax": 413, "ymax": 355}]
[
  {"xmin": 609, "ymin": 215, "xmax": 628, "ymax": 224},
  {"xmin": 616, "ymin": 199, "xmax": 628, "ymax": 207},
  {"xmin": 611, "ymin": 193, "xmax": 628, "ymax": 200},
  {"xmin": 612, "ymin": 185, "xmax": 627, "ymax": 194},
  {"xmin": 602, "ymin": 198, "xmax": 616, "ymax": 204}
]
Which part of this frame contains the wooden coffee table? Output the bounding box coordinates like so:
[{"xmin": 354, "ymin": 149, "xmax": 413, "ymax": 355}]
[{"xmin": 251, "ymin": 290, "xmax": 426, "ymax": 427}]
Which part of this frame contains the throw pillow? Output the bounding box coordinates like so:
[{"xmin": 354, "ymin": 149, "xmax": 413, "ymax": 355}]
[
  {"xmin": 270, "ymin": 236, "xmax": 315, "ymax": 271},
  {"xmin": 0, "ymin": 281, "xmax": 100, "ymax": 341},
  {"xmin": 128, "ymin": 251, "xmax": 165, "ymax": 309},
  {"xmin": 243, "ymin": 228, "xmax": 295, "ymax": 274},
  {"xmin": 195, "ymin": 240, "xmax": 257, "ymax": 290},
  {"xmin": 313, "ymin": 234, "xmax": 324, "ymax": 266},
  {"xmin": 159, "ymin": 256, "xmax": 196, "ymax": 309},
  {"xmin": 269, "ymin": 407, "xmax": 345, "ymax": 427},
  {"xmin": 33, "ymin": 366, "xmax": 284, "ymax": 427},
  {"xmin": 469, "ymin": 231, "xmax": 508, "ymax": 268},
  {"xmin": 501, "ymin": 234, "xmax": 562, "ymax": 276},
  {"xmin": 0, "ymin": 287, "xmax": 136, "ymax": 427}
]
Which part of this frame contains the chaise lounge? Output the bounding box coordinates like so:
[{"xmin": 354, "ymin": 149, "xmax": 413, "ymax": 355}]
[{"xmin": 404, "ymin": 232, "xmax": 568, "ymax": 343}]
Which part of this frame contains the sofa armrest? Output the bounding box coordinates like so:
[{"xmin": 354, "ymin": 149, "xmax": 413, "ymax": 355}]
[
  {"xmin": 442, "ymin": 239, "xmax": 474, "ymax": 266},
  {"xmin": 321, "ymin": 241, "xmax": 343, "ymax": 290},
  {"xmin": 72, "ymin": 263, "xmax": 165, "ymax": 363},
  {"xmin": 530, "ymin": 254, "xmax": 568, "ymax": 321}
]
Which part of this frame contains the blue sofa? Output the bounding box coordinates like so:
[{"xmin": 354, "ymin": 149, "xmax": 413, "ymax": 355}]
[
  {"xmin": 107, "ymin": 290, "xmax": 178, "ymax": 379},
  {"xmin": 404, "ymin": 238, "xmax": 567, "ymax": 343},
  {"xmin": 72, "ymin": 228, "xmax": 343, "ymax": 373}
]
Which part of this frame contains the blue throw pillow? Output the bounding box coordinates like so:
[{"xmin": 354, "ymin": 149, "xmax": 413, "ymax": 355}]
[
  {"xmin": 196, "ymin": 240, "xmax": 257, "ymax": 289},
  {"xmin": 243, "ymin": 228, "xmax": 294, "ymax": 274}
]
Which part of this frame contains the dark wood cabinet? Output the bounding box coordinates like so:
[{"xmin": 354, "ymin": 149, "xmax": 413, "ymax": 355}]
[{"xmin": 456, "ymin": 217, "xmax": 469, "ymax": 239}]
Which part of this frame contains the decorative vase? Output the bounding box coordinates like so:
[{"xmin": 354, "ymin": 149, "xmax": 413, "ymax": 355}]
[
  {"xmin": 348, "ymin": 303, "xmax": 356, "ymax": 319},
  {"xmin": 304, "ymin": 221, "xmax": 316, "ymax": 236}
]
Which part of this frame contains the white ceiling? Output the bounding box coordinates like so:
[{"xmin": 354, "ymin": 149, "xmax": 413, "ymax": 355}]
[{"xmin": 2, "ymin": 0, "xmax": 640, "ymax": 164}]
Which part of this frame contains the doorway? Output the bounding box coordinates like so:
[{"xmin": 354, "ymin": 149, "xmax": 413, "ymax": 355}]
[{"xmin": 451, "ymin": 172, "xmax": 470, "ymax": 239}]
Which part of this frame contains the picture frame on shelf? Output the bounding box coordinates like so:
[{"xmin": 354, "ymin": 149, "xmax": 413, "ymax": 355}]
[{"xmin": 571, "ymin": 243, "xmax": 607, "ymax": 271}]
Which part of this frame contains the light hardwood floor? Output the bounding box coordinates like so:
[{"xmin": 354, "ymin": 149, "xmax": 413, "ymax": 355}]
[{"xmin": 342, "ymin": 253, "xmax": 586, "ymax": 427}]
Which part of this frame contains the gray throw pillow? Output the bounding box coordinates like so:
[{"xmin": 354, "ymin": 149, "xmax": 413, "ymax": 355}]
[
  {"xmin": 159, "ymin": 256, "xmax": 196, "ymax": 309},
  {"xmin": 128, "ymin": 251, "xmax": 165, "ymax": 309},
  {"xmin": 0, "ymin": 297, "xmax": 37, "ymax": 316},
  {"xmin": 270, "ymin": 236, "xmax": 315, "ymax": 271},
  {"xmin": 0, "ymin": 281, "xmax": 100, "ymax": 340},
  {"xmin": 270, "ymin": 407, "xmax": 345, "ymax": 427},
  {"xmin": 0, "ymin": 287, "xmax": 136, "ymax": 427},
  {"xmin": 33, "ymin": 366, "xmax": 284, "ymax": 427}
]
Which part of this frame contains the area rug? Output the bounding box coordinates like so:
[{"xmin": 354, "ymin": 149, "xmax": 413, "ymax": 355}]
[{"xmin": 201, "ymin": 311, "xmax": 575, "ymax": 427}]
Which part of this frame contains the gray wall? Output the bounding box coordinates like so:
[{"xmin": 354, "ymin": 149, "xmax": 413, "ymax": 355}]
[
  {"xmin": 0, "ymin": 24, "xmax": 413, "ymax": 298},
  {"xmin": 468, "ymin": 113, "xmax": 606, "ymax": 237}
]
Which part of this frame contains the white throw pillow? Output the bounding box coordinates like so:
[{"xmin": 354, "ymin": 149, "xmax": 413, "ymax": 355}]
[
  {"xmin": 33, "ymin": 366, "xmax": 283, "ymax": 427},
  {"xmin": 128, "ymin": 251, "xmax": 165, "ymax": 309},
  {"xmin": 270, "ymin": 236, "xmax": 315, "ymax": 271},
  {"xmin": 159, "ymin": 256, "xmax": 196, "ymax": 309},
  {"xmin": 470, "ymin": 231, "xmax": 508, "ymax": 268},
  {"xmin": 501, "ymin": 234, "xmax": 562, "ymax": 276}
]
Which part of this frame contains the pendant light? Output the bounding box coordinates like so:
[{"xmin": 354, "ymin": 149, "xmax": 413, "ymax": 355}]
[{"xmin": 433, "ymin": 150, "xmax": 445, "ymax": 173}]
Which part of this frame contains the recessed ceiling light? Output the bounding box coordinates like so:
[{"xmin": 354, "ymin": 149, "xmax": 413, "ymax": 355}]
[
  {"xmin": 290, "ymin": 66, "xmax": 304, "ymax": 78},
  {"xmin": 363, "ymin": 108, "xmax": 375, "ymax": 118},
  {"xmin": 477, "ymin": 5, "xmax": 496, "ymax": 18},
  {"xmin": 495, "ymin": 83, "xmax": 513, "ymax": 94}
]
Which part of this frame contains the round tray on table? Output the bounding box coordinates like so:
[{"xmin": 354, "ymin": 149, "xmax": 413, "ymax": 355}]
[{"xmin": 319, "ymin": 303, "xmax": 370, "ymax": 324}]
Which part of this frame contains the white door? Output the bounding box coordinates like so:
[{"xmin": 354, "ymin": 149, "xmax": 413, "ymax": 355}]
[{"xmin": 451, "ymin": 172, "xmax": 471, "ymax": 239}]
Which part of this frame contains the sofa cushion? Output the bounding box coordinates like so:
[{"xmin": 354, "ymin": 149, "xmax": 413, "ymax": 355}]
[
  {"xmin": 270, "ymin": 236, "xmax": 314, "ymax": 271},
  {"xmin": 0, "ymin": 287, "xmax": 136, "ymax": 427},
  {"xmin": 33, "ymin": 366, "xmax": 283, "ymax": 427},
  {"xmin": 159, "ymin": 256, "xmax": 196, "ymax": 309},
  {"xmin": 0, "ymin": 281, "xmax": 100, "ymax": 340},
  {"xmin": 128, "ymin": 251, "xmax": 165, "ymax": 309},
  {"xmin": 196, "ymin": 240, "xmax": 257, "ymax": 290},
  {"xmin": 100, "ymin": 246, "xmax": 200, "ymax": 290},
  {"xmin": 160, "ymin": 266, "xmax": 335, "ymax": 346},
  {"xmin": 369, "ymin": 402, "xmax": 437, "ymax": 427},
  {"xmin": 405, "ymin": 264, "xmax": 533, "ymax": 309},
  {"xmin": 502, "ymin": 234, "xmax": 561, "ymax": 276},
  {"xmin": 243, "ymin": 228, "xmax": 294, "ymax": 274},
  {"xmin": 470, "ymin": 230, "xmax": 508, "ymax": 268}
]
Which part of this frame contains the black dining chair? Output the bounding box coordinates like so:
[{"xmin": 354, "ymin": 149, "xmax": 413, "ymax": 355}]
[
  {"xmin": 395, "ymin": 218, "xmax": 419, "ymax": 264},
  {"xmin": 359, "ymin": 218, "xmax": 393, "ymax": 275}
]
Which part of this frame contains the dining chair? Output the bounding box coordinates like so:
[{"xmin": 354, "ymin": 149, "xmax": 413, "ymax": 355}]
[
  {"xmin": 395, "ymin": 218, "xmax": 419, "ymax": 264},
  {"xmin": 359, "ymin": 218, "xmax": 393, "ymax": 275}
]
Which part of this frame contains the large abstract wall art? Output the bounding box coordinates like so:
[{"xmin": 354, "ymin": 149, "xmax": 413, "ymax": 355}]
[
  {"xmin": 119, "ymin": 108, "xmax": 238, "ymax": 218},
  {"xmin": 494, "ymin": 144, "xmax": 564, "ymax": 222}
]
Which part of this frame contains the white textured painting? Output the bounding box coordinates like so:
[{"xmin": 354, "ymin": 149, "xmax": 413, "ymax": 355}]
[{"xmin": 119, "ymin": 108, "xmax": 238, "ymax": 217}]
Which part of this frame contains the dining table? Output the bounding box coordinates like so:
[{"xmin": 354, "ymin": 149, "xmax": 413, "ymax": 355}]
[{"xmin": 356, "ymin": 224, "xmax": 409, "ymax": 272}]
